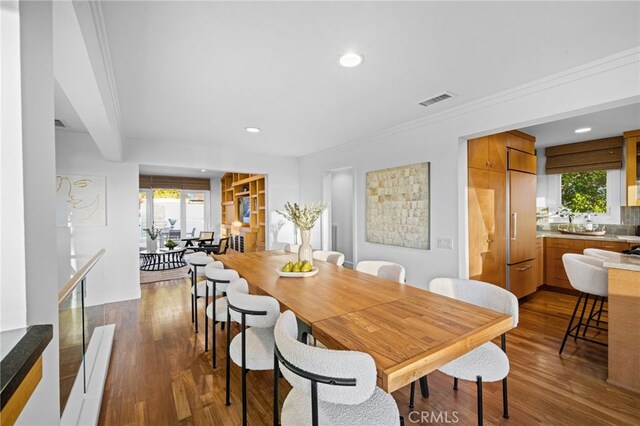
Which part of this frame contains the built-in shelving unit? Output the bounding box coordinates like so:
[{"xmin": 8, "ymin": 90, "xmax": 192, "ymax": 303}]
[{"xmin": 220, "ymin": 172, "xmax": 266, "ymax": 252}]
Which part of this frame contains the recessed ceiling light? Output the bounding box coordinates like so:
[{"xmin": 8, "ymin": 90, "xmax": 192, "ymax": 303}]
[
  {"xmin": 575, "ymin": 127, "xmax": 592, "ymax": 134},
  {"xmin": 339, "ymin": 52, "xmax": 364, "ymax": 68},
  {"xmin": 201, "ymin": 169, "xmax": 206, "ymax": 172},
  {"xmin": 246, "ymin": 127, "xmax": 261, "ymax": 133}
]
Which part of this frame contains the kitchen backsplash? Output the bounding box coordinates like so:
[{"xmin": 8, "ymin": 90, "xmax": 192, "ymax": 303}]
[
  {"xmin": 537, "ymin": 206, "xmax": 640, "ymax": 236},
  {"xmin": 621, "ymin": 206, "xmax": 640, "ymax": 226}
]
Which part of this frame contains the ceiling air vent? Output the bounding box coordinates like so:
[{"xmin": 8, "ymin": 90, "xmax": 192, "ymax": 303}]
[
  {"xmin": 54, "ymin": 119, "xmax": 66, "ymax": 128},
  {"xmin": 419, "ymin": 91, "xmax": 456, "ymax": 108}
]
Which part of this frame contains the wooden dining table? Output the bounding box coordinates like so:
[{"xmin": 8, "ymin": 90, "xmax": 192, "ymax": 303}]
[{"xmin": 215, "ymin": 251, "xmax": 513, "ymax": 393}]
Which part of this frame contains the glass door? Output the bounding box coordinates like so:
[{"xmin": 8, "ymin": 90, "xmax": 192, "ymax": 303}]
[
  {"xmin": 152, "ymin": 189, "xmax": 182, "ymax": 247},
  {"xmin": 138, "ymin": 190, "xmax": 151, "ymax": 250},
  {"xmin": 184, "ymin": 191, "xmax": 209, "ymax": 240}
]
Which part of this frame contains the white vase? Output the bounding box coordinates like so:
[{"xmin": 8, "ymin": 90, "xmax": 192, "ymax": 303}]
[
  {"xmin": 298, "ymin": 229, "xmax": 313, "ymax": 265},
  {"xmin": 148, "ymin": 239, "xmax": 158, "ymax": 252}
]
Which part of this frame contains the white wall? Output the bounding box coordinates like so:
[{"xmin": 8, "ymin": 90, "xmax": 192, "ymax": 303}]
[
  {"xmin": 330, "ymin": 169, "xmax": 354, "ymax": 266},
  {"xmin": 56, "ymin": 131, "xmax": 140, "ymax": 304},
  {"xmin": 125, "ymin": 138, "xmax": 300, "ymax": 249},
  {"xmin": 17, "ymin": 1, "xmax": 61, "ymax": 423},
  {"xmin": 210, "ymin": 177, "xmax": 222, "ymax": 237},
  {"xmin": 299, "ymin": 48, "xmax": 640, "ymax": 289},
  {"xmin": 0, "ymin": 0, "xmax": 27, "ymax": 332}
]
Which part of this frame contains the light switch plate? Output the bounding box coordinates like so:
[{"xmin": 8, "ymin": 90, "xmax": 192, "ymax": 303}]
[{"xmin": 437, "ymin": 237, "xmax": 453, "ymax": 250}]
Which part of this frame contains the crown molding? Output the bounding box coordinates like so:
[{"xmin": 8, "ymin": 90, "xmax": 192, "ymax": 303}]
[
  {"xmin": 88, "ymin": 0, "xmax": 127, "ymax": 146},
  {"xmin": 301, "ymin": 47, "xmax": 640, "ymax": 161}
]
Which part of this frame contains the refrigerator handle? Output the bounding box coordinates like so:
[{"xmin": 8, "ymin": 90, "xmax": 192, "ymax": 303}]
[{"xmin": 511, "ymin": 212, "xmax": 518, "ymax": 240}]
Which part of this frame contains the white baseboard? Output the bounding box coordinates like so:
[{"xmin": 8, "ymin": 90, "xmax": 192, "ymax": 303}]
[{"xmin": 61, "ymin": 324, "xmax": 115, "ymax": 426}]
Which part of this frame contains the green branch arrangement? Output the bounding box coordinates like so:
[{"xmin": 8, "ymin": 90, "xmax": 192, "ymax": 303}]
[
  {"xmin": 277, "ymin": 202, "xmax": 327, "ymax": 231},
  {"xmin": 144, "ymin": 226, "xmax": 162, "ymax": 240}
]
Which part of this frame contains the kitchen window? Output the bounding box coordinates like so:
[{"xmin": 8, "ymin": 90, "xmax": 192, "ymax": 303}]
[
  {"xmin": 561, "ymin": 171, "xmax": 607, "ymax": 214},
  {"xmin": 546, "ymin": 169, "xmax": 621, "ymax": 224}
]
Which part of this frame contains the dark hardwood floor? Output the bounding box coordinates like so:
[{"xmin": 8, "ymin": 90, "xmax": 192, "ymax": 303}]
[{"xmin": 98, "ymin": 276, "xmax": 640, "ymax": 425}]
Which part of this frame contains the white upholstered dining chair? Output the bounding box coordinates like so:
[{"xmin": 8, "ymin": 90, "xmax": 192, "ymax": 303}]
[
  {"xmin": 225, "ymin": 279, "xmax": 280, "ymax": 426},
  {"xmin": 284, "ymin": 243, "xmax": 300, "ymax": 253},
  {"xmin": 355, "ymin": 260, "xmax": 405, "ymax": 283},
  {"xmin": 204, "ymin": 265, "xmax": 239, "ymax": 368},
  {"xmin": 426, "ymin": 277, "xmax": 519, "ymax": 425},
  {"xmin": 273, "ymin": 310, "xmax": 400, "ymax": 426},
  {"xmin": 312, "ymin": 250, "xmax": 345, "ymax": 266},
  {"xmin": 559, "ymin": 254, "xmax": 608, "ymax": 355}
]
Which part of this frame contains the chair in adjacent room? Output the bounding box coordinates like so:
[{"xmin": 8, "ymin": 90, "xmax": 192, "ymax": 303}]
[
  {"xmin": 225, "ymin": 279, "xmax": 281, "ymax": 426},
  {"xmin": 197, "ymin": 231, "xmax": 215, "ymax": 246},
  {"xmin": 426, "ymin": 277, "xmax": 519, "ymax": 425},
  {"xmin": 355, "ymin": 260, "xmax": 406, "ymax": 283},
  {"xmin": 311, "ymin": 250, "xmax": 345, "ymax": 266},
  {"xmin": 284, "ymin": 243, "xmax": 300, "ymax": 253},
  {"xmin": 559, "ymin": 253, "xmax": 608, "ymax": 355},
  {"xmin": 273, "ymin": 310, "xmax": 400, "ymax": 426},
  {"xmin": 204, "ymin": 265, "xmax": 239, "ymax": 368}
]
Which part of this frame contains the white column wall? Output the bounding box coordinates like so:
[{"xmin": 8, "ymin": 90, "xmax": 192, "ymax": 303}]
[
  {"xmin": 0, "ymin": 0, "xmax": 27, "ymax": 332},
  {"xmin": 17, "ymin": 1, "xmax": 60, "ymax": 423}
]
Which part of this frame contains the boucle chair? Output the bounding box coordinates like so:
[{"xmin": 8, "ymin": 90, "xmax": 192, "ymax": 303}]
[
  {"xmin": 273, "ymin": 310, "xmax": 400, "ymax": 426},
  {"xmin": 204, "ymin": 265, "xmax": 239, "ymax": 367},
  {"xmin": 225, "ymin": 279, "xmax": 280, "ymax": 426},
  {"xmin": 284, "ymin": 243, "xmax": 300, "ymax": 253},
  {"xmin": 427, "ymin": 278, "xmax": 519, "ymax": 425},
  {"xmin": 312, "ymin": 250, "xmax": 345, "ymax": 266},
  {"xmin": 355, "ymin": 260, "xmax": 406, "ymax": 283},
  {"xmin": 560, "ymin": 254, "xmax": 608, "ymax": 355},
  {"xmin": 188, "ymin": 254, "xmax": 214, "ymax": 333}
]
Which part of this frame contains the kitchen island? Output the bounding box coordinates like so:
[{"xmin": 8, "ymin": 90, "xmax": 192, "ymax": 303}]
[{"xmin": 602, "ymin": 253, "xmax": 640, "ymax": 393}]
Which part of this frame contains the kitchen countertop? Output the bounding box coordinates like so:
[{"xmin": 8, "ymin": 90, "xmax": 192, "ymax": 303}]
[
  {"xmin": 603, "ymin": 253, "xmax": 640, "ymax": 272},
  {"xmin": 537, "ymin": 231, "xmax": 640, "ymax": 243}
]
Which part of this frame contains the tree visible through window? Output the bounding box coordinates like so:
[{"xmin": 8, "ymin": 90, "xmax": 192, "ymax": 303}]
[{"xmin": 561, "ymin": 171, "xmax": 607, "ymax": 213}]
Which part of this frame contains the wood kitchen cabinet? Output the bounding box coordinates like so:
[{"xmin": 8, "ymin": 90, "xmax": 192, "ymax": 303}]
[
  {"xmin": 535, "ymin": 237, "xmax": 544, "ymax": 287},
  {"xmin": 468, "ymin": 168, "xmax": 506, "ymax": 288},
  {"xmin": 544, "ymin": 237, "xmax": 632, "ymax": 289},
  {"xmin": 468, "ymin": 135, "xmax": 507, "ymax": 172},
  {"xmin": 468, "ymin": 130, "xmax": 536, "ymax": 296},
  {"xmin": 624, "ymin": 129, "xmax": 640, "ymax": 206}
]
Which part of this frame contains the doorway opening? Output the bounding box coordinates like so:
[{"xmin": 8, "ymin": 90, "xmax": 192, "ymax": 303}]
[{"xmin": 322, "ymin": 167, "xmax": 356, "ymax": 268}]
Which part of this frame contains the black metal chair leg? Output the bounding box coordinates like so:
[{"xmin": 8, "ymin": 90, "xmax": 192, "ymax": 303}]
[
  {"xmin": 476, "ymin": 376, "xmax": 483, "ymax": 426},
  {"xmin": 273, "ymin": 352, "xmax": 279, "ymax": 426},
  {"xmin": 583, "ymin": 295, "xmax": 598, "ymax": 337},
  {"xmin": 409, "ymin": 381, "xmax": 415, "ymax": 408},
  {"xmin": 212, "ymin": 282, "xmax": 217, "ymax": 368},
  {"xmin": 225, "ymin": 307, "xmax": 231, "ymax": 406},
  {"xmin": 574, "ymin": 293, "xmax": 590, "ymax": 342},
  {"xmin": 191, "ymin": 269, "xmax": 195, "ymax": 323},
  {"xmin": 400, "ymin": 416, "xmax": 405, "ymax": 426},
  {"xmin": 241, "ymin": 313, "xmax": 247, "ymax": 426},
  {"xmin": 419, "ymin": 376, "xmax": 429, "ymax": 397},
  {"xmin": 560, "ymin": 292, "xmax": 583, "ymax": 354},
  {"xmin": 596, "ymin": 296, "xmax": 605, "ymax": 326},
  {"xmin": 194, "ymin": 265, "xmax": 199, "ymax": 333},
  {"xmin": 205, "ymin": 286, "xmax": 209, "ymax": 351},
  {"xmin": 453, "ymin": 377, "xmax": 458, "ymax": 390},
  {"xmin": 502, "ymin": 376, "xmax": 509, "ymax": 418}
]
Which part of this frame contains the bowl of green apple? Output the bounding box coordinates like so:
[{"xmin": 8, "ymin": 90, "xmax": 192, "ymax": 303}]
[{"xmin": 276, "ymin": 260, "xmax": 318, "ymax": 278}]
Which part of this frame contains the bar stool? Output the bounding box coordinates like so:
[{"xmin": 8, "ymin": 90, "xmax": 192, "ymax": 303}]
[
  {"xmin": 225, "ymin": 279, "xmax": 280, "ymax": 426},
  {"xmin": 189, "ymin": 254, "xmax": 214, "ymax": 333},
  {"xmin": 204, "ymin": 266, "xmax": 239, "ymax": 368},
  {"xmin": 559, "ymin": 253, "xmax": 608, "ymax": 354}
]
